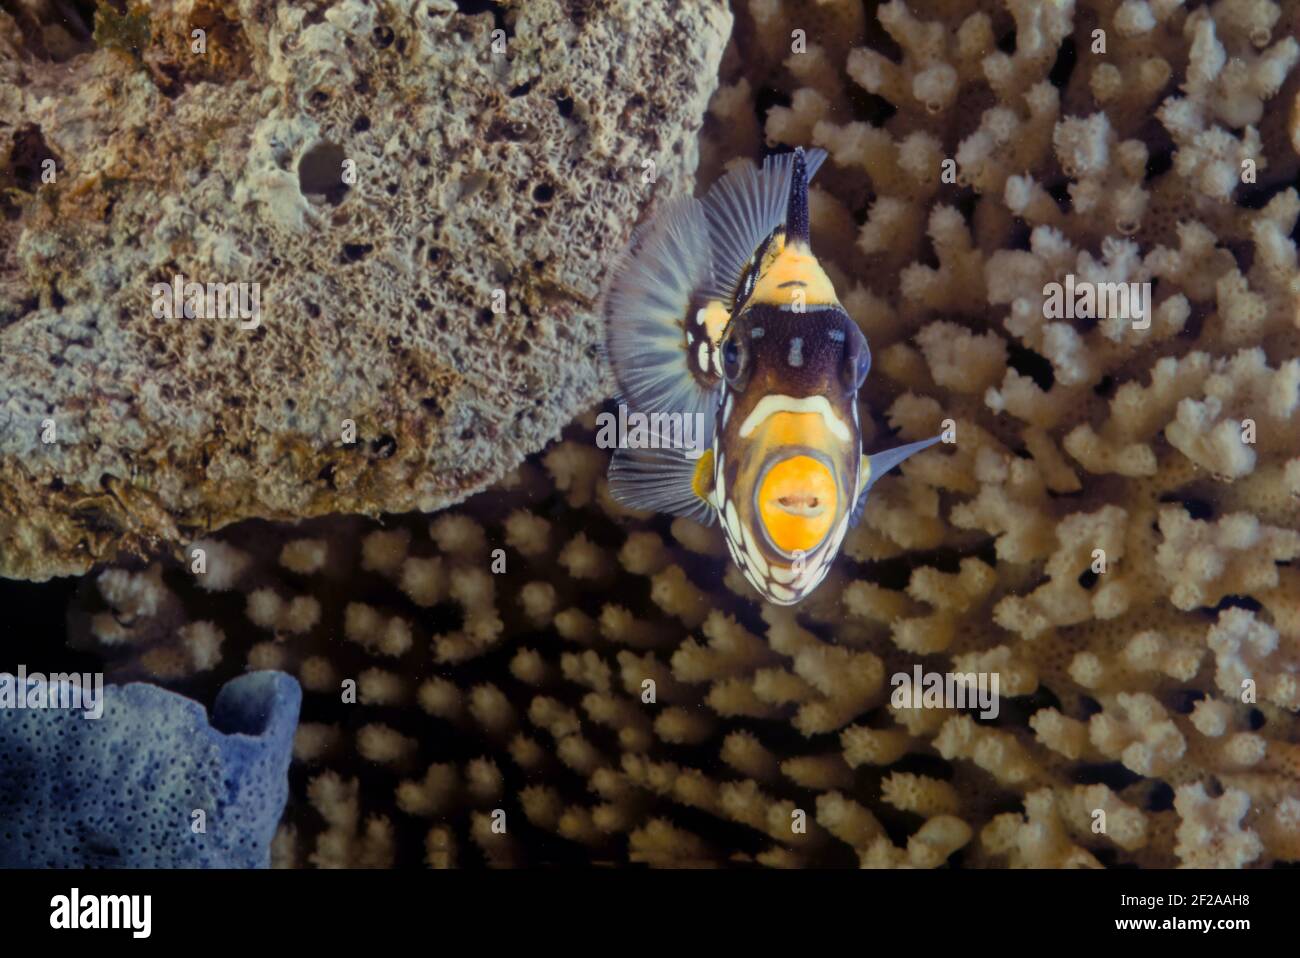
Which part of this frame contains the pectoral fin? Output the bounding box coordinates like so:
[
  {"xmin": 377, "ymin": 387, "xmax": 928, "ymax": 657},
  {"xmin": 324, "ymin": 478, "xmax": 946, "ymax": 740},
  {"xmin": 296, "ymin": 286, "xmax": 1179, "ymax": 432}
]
[
  {"xmin": 850, "ymin": 435, "xmax": 943, "ymax": 527},
  {"xmin": 602, "ymin": 196, "xmax": 720, "ymax": 447},
  {"xmin": 609, "ymin": 445, "xmax": 716, "ymax": 525}
]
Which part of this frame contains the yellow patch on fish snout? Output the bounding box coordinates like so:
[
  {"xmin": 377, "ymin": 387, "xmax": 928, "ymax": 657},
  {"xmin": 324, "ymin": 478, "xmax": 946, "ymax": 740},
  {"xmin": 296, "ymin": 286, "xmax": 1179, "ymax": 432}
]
[
  {"xmin": 749, "ymin": 236, "xmax": 838, "ymax": 310},
  {"xmin": 758, "ymin": 455, "xmax": 837, "ymax": 554}
]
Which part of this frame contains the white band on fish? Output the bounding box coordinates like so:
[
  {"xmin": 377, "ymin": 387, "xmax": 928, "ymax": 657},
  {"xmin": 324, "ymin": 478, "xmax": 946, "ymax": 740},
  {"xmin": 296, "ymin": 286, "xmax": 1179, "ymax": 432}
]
[{"xmin": 736, "ymin": 394, "xmax": 852, "ymax": 443}]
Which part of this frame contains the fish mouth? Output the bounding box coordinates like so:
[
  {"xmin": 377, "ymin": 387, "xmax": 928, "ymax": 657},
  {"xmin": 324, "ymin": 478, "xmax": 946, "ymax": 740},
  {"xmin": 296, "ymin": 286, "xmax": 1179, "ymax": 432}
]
[
  {"xmin": 753, "ymin": 448, "xmax": 840, "ymax": 556},
  {"xmin": 773, "ymin": 493, "xmax": 826, "ymax": 518}
]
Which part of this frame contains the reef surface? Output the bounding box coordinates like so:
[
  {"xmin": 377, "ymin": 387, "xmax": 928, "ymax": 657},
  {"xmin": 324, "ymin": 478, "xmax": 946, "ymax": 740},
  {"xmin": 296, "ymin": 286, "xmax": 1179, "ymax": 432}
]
[{"xmin": 0, "ymin": 0, "xmax": 731, "ymax": 581}]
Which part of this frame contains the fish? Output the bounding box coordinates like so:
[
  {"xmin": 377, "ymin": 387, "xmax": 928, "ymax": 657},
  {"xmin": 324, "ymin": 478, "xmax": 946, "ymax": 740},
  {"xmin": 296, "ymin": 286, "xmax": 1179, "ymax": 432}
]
[{"xmin": 602, "ymin": 146, "xmax": 943, "ymax": 606}]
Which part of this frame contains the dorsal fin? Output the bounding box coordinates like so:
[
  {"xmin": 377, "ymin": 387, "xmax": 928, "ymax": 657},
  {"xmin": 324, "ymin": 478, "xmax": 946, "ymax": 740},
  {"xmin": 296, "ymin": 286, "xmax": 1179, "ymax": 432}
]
[
  {"xmin": 785, "ymin": 147, "xmax": 809, "ymax": 246},
  {"xmin": 699, "ymin": 147, "xmax": 827, "ymax": 306}
]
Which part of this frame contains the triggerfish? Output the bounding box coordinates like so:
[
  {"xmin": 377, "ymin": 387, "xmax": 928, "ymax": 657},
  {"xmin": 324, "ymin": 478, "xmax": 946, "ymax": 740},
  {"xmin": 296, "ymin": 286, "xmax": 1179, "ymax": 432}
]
[{"xmin": 602, "ymin": 147, "xmax": 942, "ymax": 605}]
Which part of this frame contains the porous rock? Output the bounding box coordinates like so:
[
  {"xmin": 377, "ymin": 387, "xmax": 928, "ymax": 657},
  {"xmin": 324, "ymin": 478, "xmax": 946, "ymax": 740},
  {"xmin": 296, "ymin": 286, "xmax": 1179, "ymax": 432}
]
[{"xmin": 0, "ymin": 0, "xmax": 731, "ymax": 580}]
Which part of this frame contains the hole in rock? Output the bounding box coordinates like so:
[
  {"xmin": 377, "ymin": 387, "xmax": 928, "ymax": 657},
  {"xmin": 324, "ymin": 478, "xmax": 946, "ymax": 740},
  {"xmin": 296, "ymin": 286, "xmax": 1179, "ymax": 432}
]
[
  {"xmin": 298, "ymin": 141, "xmax": 350, "ymax": 205},
  {"xmin": 7, "ymin": 125, "xmax": 59, "ymax": 192},
  {"xmin": 454, "ymin": 0, "xmax": 511, "ymax": 36}
]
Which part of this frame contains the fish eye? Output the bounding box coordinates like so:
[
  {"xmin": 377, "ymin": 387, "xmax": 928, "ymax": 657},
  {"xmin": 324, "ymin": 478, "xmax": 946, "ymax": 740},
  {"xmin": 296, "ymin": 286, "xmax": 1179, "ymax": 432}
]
[
  {"xmin": 855, "ymin": 342, "xmax": 872, "ymax": 388},
  {"xmin": 723, "ymin": 338, "xmax": 742, "ymax": 382},
  {"xmin": 843, "ymin": 326, "xmax": 871, "ymax": 390}
]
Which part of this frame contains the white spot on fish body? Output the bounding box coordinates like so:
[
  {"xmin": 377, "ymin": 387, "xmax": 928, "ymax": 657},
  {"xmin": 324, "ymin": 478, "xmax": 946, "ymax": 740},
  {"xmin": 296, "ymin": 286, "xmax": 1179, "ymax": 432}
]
[
  {"xmin": 725, "ymin": 534, "xmax": 743, "ymax": 569},
  {"xmin": 724, "ymin": 500, "xmax": 743, "ymax": 543},
  {"xmin": 770, "ymin": 564, "xmax": 796, "ymax": 584},
  {"xmin": 743, "ymin": 567, "xmax": 768, "ymax": 596},
  {"xmin": 740, "ymin": 521, "xmax": 769, "ymax": 577},
  {"xmin": 767, "ymin": 581, "xmax": 795, "ymax": 602},
  {"xmin": 788, "ymin": 337, "xmax": 803, "ymax": 367}
]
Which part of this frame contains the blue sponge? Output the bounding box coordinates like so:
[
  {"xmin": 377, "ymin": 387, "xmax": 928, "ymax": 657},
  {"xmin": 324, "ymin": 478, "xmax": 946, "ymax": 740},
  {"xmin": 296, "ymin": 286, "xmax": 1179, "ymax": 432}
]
[{"xmin": 0, "ymin": 671, "xmax": 301, "ymax": 868}]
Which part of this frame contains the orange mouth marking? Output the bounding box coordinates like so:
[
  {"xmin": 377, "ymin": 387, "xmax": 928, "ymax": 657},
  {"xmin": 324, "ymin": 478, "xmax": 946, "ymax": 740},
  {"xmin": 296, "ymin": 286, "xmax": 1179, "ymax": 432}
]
[{"xmin": 758, "ymin": 455, "xmax": 836, "ymax": 553}]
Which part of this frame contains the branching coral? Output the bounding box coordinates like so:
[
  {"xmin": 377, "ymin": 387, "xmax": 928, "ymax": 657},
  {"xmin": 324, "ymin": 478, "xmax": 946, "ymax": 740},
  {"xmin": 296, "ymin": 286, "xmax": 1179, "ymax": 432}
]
[{"xmin": 51, "ymin": 0, "xmax": 1300, "ymax": 868}]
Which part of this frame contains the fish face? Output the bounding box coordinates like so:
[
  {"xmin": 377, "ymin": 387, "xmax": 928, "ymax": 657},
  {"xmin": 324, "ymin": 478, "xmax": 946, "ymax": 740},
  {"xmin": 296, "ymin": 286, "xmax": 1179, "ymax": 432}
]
[{"xmin": 712, "ymin": 304, "xmax": 870, "ymax": 605}]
